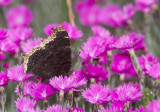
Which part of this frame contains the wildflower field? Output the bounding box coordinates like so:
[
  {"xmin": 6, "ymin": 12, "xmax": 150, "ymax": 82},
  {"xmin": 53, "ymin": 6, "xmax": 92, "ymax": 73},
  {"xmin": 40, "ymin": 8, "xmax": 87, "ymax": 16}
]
[{"xmin": 0, "ymin": 0, "xmax": 160, "ymax": 112}]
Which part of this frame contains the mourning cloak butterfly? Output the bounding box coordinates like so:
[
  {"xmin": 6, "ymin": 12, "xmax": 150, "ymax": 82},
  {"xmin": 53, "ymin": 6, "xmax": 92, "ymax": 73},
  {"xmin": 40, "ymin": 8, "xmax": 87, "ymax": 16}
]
[{"xmin": 23, "ymin": 26, "xmax": 71, "ymax": 82}]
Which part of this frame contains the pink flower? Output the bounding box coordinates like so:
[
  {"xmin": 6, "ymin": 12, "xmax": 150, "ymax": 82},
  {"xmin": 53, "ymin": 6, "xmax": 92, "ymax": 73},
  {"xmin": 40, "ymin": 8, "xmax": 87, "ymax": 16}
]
[
  {"xmin": 85, "ymin": 64, "xmax": 108, "ymax": 82},
  {"xmin": 98, "ymin": 4, "xmax": 125, "ymax": 27},
  {"xmin": 7, "ymin": 64, "xmax": 33, "ymax": 82},
  {"xmin": 44, "ymin": 24, "xmax": 60, "ymax": 36},
  {"xmin": 50, "ymin": 75, "xmax": 86, "ymax": 92},
  {"xmin": 134, "ymin": 106, "xmax": 147, "ymax": 112},
  {"xmin": 0, "ymin": 71, "xmax": 9, "ymax": 86},
  {"xmin": 146, "ymin": 99, "xmax": 160, "ymax": 111},
  {"xmin": 15, "ymin": 81, "xmax": 34, "ymax": 96},
  {"xmin": 138, "ymin": 53, "xmax": 159, "ymax": 74},
  {"xmin": 0, "ymin": 53, "xmax": 6, "ymax": 61},
  {"xmin": 98, "ymin": 106, "xmax": 122, "ymax": 112},
  {"xmin": 0, "ymin": 40, "xmax": 20, "ymax": 55},
  {"xmin": 7, "ymin": 27, "xmax": 33, "ymax": 46},
  {"xmin": 111, "ymin": 53, "xmax": 137, "ymax": 77},
  {"xmin": 113, "ymin": 33, "xmax": 145, "ymax": 50},
  {"xmin": 22, "ymin": 38, "xmax": 43, "ymax": 53},
  {"xmin": 123, "ymin": 3, "xmax": 136, "ymax": 21},
  {"xmin": 76, "ymin": 4, "xmax": 100, "ymax": 26},
  {"xmin": 0, "ymin": 0, "xmax": 13, "ymax": 6},
  {"xmin": 147, "ymin": 63, "xmax": 160, "ymax": 79},
  {"xmin": 112, "ymin": 83, "xmax": 143, "ymax": 103},
  {"xmin": 135, "ymin": 0, "xmax": 157, "ymax": 14},
  {"xmin": 44, "ymin": 105, "xmax": 68, "ymax": 112},
  {"xmin": 62, "ymin": 22, "xmax": 83, "ymax": 40},
  {"xmin": 82, "ymin": 84, "xmax": 111, "ymax": 105},
  {"xmin": 91, "ymin": 26, "xmax": 110, "ymax": 38},
  {"xmin": 71, "ymin": 107, "xmax": 85, "ymax": 112},
  {"xmin": 79, "ymin": 36, "xmax": 106, "ymax": 60},
  {"xmin": 44, "ymin": 22, "xmax": 83, "ymax": 40},
  {"xmin": 6, "ymin": 5, "xmax": 33, "ymax": 28},
  {"xmin": 15, "ymin": 97, "xmax": 37, "ymax": 112},
  {"xmin": 0, "ymin": 28, "xmax": 7, "ymax": 40},
  {"xmin": 3, "ymin": 62, "xmax": 9, "ymax": 70},
  {"xmin": 29, "ymin": 82, "xmax": 56, "ymax": 101}
]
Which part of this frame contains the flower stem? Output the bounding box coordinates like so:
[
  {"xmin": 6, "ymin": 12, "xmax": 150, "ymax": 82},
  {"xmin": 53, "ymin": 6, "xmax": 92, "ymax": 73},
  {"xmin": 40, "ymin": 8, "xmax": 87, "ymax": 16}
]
[
  {"xmin": 129, "ymin": 49, "xmax": 144, "ymax": 91},
  {"xmin": 74, "ymin": 91, "xmax": 80, "ymax": 107},
  {"xmin": 153, "ymin": 79, "xmax": 160, "ymax": 99},
  {"xmin": 19, "ymin": 82, "xmax": 24, "ymax": 97},
  {"xmin": 66, "ymin": 0, "xmax": 75, "ymax": 26},
  {"xmin": 67, "ymin": 90, "xmax": 73, "ymax": 108},
  {"xmin": 43, "ymin": 100, "xmax": 48, "ymax": 110},
  {"xmin": 107, "ymin": 51, "xmax": 112, "ymax": 87},
  {"xmin": 0, "ymin": 87, "xmax": 6, "ymax": 112},
  {"xmin": 58, "ymin": 91, "xmax": 64, "ymax": 106}
]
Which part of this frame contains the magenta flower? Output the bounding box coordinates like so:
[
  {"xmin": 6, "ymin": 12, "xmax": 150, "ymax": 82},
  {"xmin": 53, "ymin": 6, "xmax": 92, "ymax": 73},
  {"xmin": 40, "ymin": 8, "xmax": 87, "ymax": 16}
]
[
  {"xmin": 15, "ymin": 81, "xmax": 34, "ymax": 96},
  {"xmin": 111, "ymin": 53, "xmax": 137, "ymax": 77},
  {"xmin": 30, "ymin": 82, "xmax": 56, "ymax": 101},
  {"xmin": 22, "ymin": 38, "xmax": 43, "ymax": 53},
  {"xmin": 71, "ymin": 107, "xmax": 85, "ymax": 112},
  {"xmin": 113, "ymin": 33, "xmax": 145, "ymax": 50},
  {"xmin": 0, "ymin": 40, "xmax": 20, "ymax": 55},
  {"xmin": 138, "ymin": 53, "xmax": 159, "ymax": 74},
  {"xmin": 77, "ymin": 5, "xmax": 100, "ymax": 26},
  {"xmin": 3, "ymin": 62, "xmax": 9, "ymax": 70},
  {"xmin": 147, "ymin": 63, "xmax": 160, "ymax": 79},
  {"xmin": 50, "ymin": 75, "xmax": 86, "ymax": 92},
  {"xmin": 44, "ymin": 105, "xmax": 68, "ymax": 112},
  {"xmin": 79, "ymin": 36, "xmax": 106, "ymax": 60},
  {"xmin": 123, "ymin": 3, "xmax": 136, "ymax": 22},
  {"xmin": 98, "ymin": 107, "xmax": 122, "ymax": 112},
  {"xmin": 44, "ymin": 22, "xmax": 83, "ymax": 40},
  {"xmin": 85, "ymin": 64, "xmax": 108, "ymax": 82},
  {"xmin": 112, "ymin": 83, "xmax": 143, "ymax": 103},
  {"xmin": 135, "ymin": 0, "xmax": 157, "ymax": 14},
  {"xmin": 98, "ymin": 4, "xmax": 126, "ymax": 27},
  {"xmin": 134, "ymin": 106, "xmax": 147, "ymax": 112},
  {"xmin": 0, "ymin": 28, "xmax": 7, "ymax": 40},
  {"xmin": 0, "ymin": 0, "xmax": 13, "ymax": 6},
  {"xmin": 44, "ymin": 24, "xmax": 60, "ymax": 36},
  {"xmin": 82, "ymin": 84, "xmax": 111, "ymax": 105},
  {"xmin": 15, "ymin": 97, "xmax": 37, "ymax": 112},
  {"xmin": 146, "ymin": 99, "xmax": 160, "ymax": 111},
  {"xmin": 91, "ymin": 26, "xmax": 110, "ymax": 38},
  {"xmin": 0, "ymin": 71, "xmax": 9, "ymax": 86},
  {"xmin": 7, "ymin": 64, "xmax": 33, "ymax": 82},
  {"xmin": 0, "ymin": 53, "xmax": 6, "ymax": 61},
  {"xmin": 6, "ymin": 5, "xmax": 33, "ymax": 28},
  {"xmin": 62, "ymin": 22, "xmax": 83, "ymax": 40}
]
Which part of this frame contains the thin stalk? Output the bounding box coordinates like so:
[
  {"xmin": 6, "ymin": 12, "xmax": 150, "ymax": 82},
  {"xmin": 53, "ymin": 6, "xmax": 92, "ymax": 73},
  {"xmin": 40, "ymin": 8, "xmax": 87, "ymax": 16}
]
[
  {"xmin": 93, "ymin": 104, "xmax": 100, "ymax": 112},
  {"xmin": 67, "ymin": 90, "xmax": 73, "ymax": 108},
  {"xmin": 19, "ymin": 82, "xmax": 24, "ymax": 97},
  {"xmin": 66, "ymin": 0, "xmax": 75, "ymax": 26},
  {"xmin": 74, "ymin": 91, "xmax": 80, "ymax": 107},
  {"xmin": 0, "ymin": 87, "xmax": 6, "ymax": 112},
  {"xmin": 43, "ymin": 100, "xmax": 48, "ymax": 110},
  {"xmin": 129, "ymin": 49, "xmax": 144, "ymax": 91},
  {"xmin": 107, "ymin": 51, "xmax": 112, "ymax": 87},
  {"xmin": 153, "ymin": 80, "xmax": 160, "ymax": 99},
  {"xmin": 58, "ymin": 91, "xmax": 64, "ymax": 106}
]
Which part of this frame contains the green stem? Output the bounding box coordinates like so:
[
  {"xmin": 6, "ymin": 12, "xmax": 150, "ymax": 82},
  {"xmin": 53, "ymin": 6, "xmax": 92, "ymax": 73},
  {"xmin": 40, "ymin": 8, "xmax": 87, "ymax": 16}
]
[{"xmin": 129, "ymin": 49, "xmax": 144, "ymax": 91}]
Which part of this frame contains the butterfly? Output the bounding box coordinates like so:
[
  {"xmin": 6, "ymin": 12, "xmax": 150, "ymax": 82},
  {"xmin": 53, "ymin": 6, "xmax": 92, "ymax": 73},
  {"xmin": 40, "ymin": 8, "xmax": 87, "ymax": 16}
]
[{"xmin": 23, "ymin": 26, "xmax": 71, "ymax": 82}]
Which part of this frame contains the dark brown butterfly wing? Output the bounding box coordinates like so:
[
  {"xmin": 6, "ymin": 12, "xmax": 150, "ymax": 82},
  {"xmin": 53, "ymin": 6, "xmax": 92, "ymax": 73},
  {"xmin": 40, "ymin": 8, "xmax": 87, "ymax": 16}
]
[{"xmin": 23, "ymin": 26, "xmax": 71, "ymax": 81}]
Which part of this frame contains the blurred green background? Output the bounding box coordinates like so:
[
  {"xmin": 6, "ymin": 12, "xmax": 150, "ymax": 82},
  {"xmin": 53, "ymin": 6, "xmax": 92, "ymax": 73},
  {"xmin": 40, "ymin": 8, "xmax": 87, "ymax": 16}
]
[{"xmin": 0, "ymin": 0, "xmax": 160, "ymax": 111}]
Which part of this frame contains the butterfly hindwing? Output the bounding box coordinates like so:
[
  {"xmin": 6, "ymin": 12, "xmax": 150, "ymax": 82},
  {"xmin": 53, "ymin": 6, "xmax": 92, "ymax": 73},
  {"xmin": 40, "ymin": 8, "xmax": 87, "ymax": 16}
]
[{"xmin": 23, "ymin": 26, "xmax": 71, "ymax": 81}]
